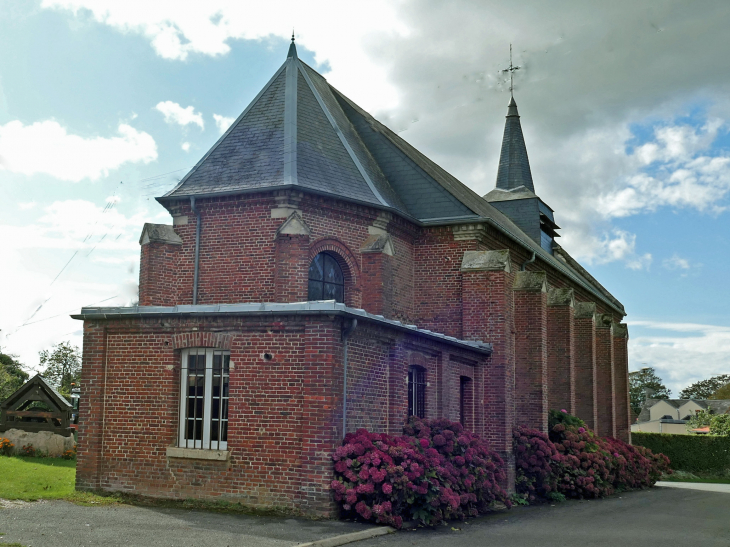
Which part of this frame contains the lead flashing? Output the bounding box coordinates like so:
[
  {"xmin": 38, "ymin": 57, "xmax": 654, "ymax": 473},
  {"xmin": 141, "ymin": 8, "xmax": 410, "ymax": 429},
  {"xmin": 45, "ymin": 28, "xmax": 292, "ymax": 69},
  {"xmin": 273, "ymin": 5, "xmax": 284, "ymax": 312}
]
[{"xmin": 71, "ymin": 301, "xmax": 492, "ymax": 355}]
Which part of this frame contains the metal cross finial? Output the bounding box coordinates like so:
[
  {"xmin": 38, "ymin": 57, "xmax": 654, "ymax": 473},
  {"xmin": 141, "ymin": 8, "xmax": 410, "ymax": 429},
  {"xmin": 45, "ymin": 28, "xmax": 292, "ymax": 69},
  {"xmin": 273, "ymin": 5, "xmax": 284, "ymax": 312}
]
[
  {"xmin": 291, "ymin": 30, "xmax": 295, "ymax": 43},
  {"xmin": 501, "ymin": 44, "xmax": 521, "ymax": 96}
]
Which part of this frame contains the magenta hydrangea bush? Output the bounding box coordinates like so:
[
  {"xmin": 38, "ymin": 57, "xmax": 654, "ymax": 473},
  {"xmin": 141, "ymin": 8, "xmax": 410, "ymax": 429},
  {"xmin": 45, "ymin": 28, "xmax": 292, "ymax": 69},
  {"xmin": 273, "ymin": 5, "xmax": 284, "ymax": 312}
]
[
  {"xmin": 514, "ymin": 415, "xmax": 672, "ymax": 502},
  {"xmin": 331, "ymin": 418, "xmax": 509, "ymax": 527}
]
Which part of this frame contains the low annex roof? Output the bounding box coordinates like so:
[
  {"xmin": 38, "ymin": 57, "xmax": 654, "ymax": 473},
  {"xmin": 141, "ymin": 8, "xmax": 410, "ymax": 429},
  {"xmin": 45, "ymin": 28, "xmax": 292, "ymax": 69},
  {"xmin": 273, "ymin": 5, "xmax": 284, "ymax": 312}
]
[
  {"xmin": 158, "ymin": 41, "xmax": 625, "ymax": 316},
  {"xmin": 71, "ymin": 301, "xmax": 493, "ymax": 355}
]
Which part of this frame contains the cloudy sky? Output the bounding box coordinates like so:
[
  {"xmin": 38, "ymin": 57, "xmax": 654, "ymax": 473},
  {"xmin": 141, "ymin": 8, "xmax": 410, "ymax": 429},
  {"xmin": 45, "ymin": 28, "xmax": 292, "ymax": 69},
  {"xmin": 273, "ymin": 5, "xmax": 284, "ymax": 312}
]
[{"xmin": 1, "ymin": 0, "xmax": 729, "ymax": 395}]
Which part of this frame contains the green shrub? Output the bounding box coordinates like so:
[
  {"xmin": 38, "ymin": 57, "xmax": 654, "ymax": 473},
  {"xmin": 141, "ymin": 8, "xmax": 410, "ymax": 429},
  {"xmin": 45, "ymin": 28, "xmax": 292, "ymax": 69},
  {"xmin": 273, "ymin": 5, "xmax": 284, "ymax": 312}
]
[
  {"xmin": 710, "ymin": 415, "xmax": 730, "ymax": 436},
  {"xmin": 632, "ymin": 433, "xmax": 730, "ymax": 472},
  {"xmin": 548, "ymin": 409, "xmax": 585, "ymax": 431}
]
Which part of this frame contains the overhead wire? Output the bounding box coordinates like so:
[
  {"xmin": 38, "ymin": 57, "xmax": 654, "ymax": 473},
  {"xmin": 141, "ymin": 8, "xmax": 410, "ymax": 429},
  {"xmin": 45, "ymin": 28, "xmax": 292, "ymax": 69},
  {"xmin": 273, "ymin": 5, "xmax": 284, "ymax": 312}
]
[{"xmin": 9, "ymin": 165, "xmax": 190, "ymax": 335}]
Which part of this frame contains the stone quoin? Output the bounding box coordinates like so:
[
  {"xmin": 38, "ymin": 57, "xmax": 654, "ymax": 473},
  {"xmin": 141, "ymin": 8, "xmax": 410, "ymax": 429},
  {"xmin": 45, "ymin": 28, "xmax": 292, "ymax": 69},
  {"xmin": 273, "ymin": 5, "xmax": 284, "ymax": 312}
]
[{"xmin": 72, "ymin": 41, "xmax": 630, "ymax": 516}]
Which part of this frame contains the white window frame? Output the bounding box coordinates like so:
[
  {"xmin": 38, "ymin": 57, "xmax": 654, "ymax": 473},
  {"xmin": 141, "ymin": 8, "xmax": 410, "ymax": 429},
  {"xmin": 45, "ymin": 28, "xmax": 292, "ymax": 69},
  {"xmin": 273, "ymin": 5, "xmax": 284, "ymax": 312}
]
[{"xmin": 178, "ymin": 348, "xmax": 229, "ymax": 450}]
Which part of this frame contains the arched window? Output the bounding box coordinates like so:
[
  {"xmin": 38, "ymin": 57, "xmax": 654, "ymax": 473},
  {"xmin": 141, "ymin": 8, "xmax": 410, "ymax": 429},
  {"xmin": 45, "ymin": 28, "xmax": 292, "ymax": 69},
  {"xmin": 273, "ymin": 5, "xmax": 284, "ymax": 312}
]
[
  {"xmin": 308, "ymin": 252, "xmax": 344, "ymax": 303},
  {"xmin": 408, "ymin": 365, "xmax": 426, "ymax": 418}
]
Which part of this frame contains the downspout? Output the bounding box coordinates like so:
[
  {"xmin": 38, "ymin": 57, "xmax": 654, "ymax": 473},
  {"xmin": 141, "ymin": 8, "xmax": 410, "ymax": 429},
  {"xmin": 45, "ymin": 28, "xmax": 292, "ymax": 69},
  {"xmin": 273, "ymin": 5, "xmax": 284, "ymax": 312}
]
[
  {"xmin": 342, "ymin": 319, "xmax": 358, "ymax": 437},
  {"xmin": 191, "ymin": 197, "xmax": 201, "ymax": 305},
  {"xmin": 520, "ymin": 251, "xmax": 536, "ymax": 271}
]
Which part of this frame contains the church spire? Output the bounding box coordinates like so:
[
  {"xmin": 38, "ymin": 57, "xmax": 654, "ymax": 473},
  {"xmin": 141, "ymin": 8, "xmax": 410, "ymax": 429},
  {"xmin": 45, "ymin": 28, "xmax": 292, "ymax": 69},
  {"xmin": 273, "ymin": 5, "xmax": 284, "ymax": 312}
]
[{"xmin": 495, "ymin": 95, "xmax": 534, "ymax": 193}]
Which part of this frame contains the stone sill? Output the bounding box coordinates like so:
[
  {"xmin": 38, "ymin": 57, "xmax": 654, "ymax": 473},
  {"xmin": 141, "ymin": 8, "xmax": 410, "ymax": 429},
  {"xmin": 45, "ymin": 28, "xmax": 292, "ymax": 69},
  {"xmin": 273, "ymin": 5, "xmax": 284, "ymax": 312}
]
[{"xmin": 166, "ymin": 447, "xmax": 230, "ymax": 461}]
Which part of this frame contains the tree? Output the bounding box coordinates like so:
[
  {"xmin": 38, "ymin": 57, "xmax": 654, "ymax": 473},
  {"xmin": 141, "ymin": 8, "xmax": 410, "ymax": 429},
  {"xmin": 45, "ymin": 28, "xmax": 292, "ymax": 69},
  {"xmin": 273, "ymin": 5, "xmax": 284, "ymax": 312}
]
[
  {"xmin": 0, "ymin": 351, "xmax": 29, "ymax": 401},
  {"xmin": 629, "ymin": 367, "xmax": 671, "ymax": 416},
  {"xmin": 679, "ymin": 374, "xmax": 730, "ymax": 399},
  {"xmin": 39, "ymin": 341, "xmax": 81, "ymax": 397},
  {"xmin": 710, "ymin": 382, "xmax": 730, "ymax": 400}
]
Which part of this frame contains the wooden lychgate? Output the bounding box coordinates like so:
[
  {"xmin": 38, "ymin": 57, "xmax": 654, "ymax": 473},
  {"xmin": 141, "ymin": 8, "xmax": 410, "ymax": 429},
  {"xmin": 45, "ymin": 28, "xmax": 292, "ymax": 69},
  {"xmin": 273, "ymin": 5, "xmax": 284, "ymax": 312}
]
[{"xmin": 0, "ymin": 374, "xmax": 72, "ymax": 434}]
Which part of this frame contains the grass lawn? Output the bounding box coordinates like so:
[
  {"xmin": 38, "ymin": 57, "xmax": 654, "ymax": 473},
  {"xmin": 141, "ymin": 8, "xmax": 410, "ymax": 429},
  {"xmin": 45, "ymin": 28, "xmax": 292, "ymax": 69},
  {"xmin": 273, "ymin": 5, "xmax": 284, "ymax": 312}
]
[{"xmin": 0, "ymin": 456, "xmax": 115, "ymax": 505}]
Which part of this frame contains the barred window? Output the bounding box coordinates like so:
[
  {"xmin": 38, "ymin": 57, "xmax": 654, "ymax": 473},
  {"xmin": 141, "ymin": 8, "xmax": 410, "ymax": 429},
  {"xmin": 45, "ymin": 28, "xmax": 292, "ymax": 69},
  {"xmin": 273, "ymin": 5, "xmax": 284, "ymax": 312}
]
[
  {"xmin": 178, "ymin": 348, "xmax": 230, "ymax": 450},
  {"xmin": 308, "ymin": 252, "xmax": 344, "ymax": 303},
  {"xmin": 408, "ymin": 365, "xmax": 426, "ymax": 419}
]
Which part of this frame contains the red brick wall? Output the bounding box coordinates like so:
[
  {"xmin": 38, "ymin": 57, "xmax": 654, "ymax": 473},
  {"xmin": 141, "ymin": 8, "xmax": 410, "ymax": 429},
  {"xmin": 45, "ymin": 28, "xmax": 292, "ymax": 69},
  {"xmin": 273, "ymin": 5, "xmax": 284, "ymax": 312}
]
[{"xmin": 76, "ymin": 313, "xmax": 491, "ymax": 515}]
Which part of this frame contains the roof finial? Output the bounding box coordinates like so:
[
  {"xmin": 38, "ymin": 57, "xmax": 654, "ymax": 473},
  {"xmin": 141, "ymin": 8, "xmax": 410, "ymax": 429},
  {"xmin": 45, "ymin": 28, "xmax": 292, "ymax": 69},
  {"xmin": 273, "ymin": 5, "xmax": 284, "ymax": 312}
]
[
  {"xmin": 501, "ymin": 44, "xmax": 521, "ymax": 98},
  {"xmin": 287, "ymin": 30, "xmax": 297, "ymax": 59}
]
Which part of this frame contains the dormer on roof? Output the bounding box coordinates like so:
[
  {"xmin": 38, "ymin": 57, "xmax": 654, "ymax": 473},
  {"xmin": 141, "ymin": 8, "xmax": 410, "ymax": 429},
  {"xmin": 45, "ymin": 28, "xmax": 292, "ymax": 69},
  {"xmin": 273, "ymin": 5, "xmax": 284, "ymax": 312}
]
[{"xmin": 484, "ymin": 97, "xmax": 560, "ymax": 254}]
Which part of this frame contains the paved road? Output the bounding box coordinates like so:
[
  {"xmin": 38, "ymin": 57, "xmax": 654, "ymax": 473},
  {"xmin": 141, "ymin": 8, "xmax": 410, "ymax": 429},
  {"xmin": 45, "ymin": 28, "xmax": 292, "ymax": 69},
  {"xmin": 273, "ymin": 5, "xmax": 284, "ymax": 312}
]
[
  {"xmin": 1, "ymin": 486, "xmax": 729, "ymax": 547},
  {"xmin": 0, "ymin": 500, "xmax": 372, "ymax": 547},
  {"xmin": 356, "ymin": 486, "xmax": 730, "ymax": 547}
]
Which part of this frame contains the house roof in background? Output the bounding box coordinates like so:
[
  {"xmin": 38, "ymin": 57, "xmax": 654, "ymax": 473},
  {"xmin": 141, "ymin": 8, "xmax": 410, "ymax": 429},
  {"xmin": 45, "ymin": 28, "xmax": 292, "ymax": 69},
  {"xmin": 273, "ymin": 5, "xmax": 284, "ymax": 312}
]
[{"xmin": 637, "ymin": 398, "xmax": 730, "ymax": 423}]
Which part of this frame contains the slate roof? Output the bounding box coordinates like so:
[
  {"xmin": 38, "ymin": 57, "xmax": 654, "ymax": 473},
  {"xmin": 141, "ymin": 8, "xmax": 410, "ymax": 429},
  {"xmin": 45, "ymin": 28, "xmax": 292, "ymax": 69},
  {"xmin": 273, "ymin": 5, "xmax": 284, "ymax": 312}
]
[
  {"xmin": 159, "ymin": 42, "xmax": 625, "ymax": 316},
  {"xmin": 495, "ymin": 97, "xmax": 535, "ymax": 192}
]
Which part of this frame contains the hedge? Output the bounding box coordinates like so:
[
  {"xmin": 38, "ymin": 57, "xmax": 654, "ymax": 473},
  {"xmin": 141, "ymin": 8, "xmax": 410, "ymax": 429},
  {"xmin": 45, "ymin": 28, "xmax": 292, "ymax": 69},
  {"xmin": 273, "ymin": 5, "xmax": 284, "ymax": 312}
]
[{"xmin": 632, "ymin": 433, "xmax": 730, "ymax": 472}]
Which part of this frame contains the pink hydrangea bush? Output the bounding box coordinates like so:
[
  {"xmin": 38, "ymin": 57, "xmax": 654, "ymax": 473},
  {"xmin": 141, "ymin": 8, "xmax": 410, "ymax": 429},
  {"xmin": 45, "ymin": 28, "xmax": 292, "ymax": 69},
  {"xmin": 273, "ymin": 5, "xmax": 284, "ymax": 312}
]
[
  {"xmin": 513, "ymin": 426, "xmax": 561, "ymax": 502},
  {"xmin": 514, "ymin": 414, "xmax": 672, "ymax": 503},
  {"xmin": 331, "ymin": 418, "xmax": 509, "ymax": 527}
]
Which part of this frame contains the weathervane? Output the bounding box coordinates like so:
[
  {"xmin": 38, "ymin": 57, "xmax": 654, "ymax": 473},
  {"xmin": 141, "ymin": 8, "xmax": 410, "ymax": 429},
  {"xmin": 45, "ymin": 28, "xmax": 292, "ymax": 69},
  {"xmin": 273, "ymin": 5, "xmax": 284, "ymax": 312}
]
[{"xmin": 501, "ymin": 44, "xmax": 521, "ymax": 96}]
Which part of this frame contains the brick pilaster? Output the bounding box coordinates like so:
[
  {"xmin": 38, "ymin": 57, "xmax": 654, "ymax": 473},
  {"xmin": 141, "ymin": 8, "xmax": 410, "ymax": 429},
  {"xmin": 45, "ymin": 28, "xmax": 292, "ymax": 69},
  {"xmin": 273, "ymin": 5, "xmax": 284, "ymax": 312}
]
[
  {"xmin": 547, "ymin": 288, "xmax": 575, "ymax": 414},
  {"xmin": 138, "ymin": 224, "xmax": 182, "ymax": 306},
  {"xmin": 595, "ymin": 315, "xmax": 616, "ymax": 437},
  {"xmin": 298, "ymin": 318, "xmax": 340, "ymax": 516},
  {"xmin": 613, "ymin": 323, "xmax": 630, "ymax": 442},
  {"xmin": 460, "ymin": 250, "xmax": 515, "ymax": 491},
  {"xmin": 274, "ymin": 212, "xmax": 311, "ymax": 303},
  {"xmin": 574, "ymin": 302, "xmax": 597, "ymax": 430},
  {"xmin": 76, "ymin": 321, "xmax": 106, "ymax": 491},
  {"xmin": 360, "ymin": 234, "xmax": 394, "ymax": 317},
  {"xmin": 513, "ymin": 271, "xmax": 548, "ymax": 433}
]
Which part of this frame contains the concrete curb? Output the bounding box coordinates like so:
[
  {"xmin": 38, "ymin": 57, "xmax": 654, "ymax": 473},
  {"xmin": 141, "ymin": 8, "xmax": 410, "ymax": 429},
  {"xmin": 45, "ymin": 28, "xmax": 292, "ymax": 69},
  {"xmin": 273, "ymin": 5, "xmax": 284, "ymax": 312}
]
[
  {"xmin": 297, "ymin": 526, "xmax": 396, "ymax": 547},
  {"xmin": 656, "ymin": 481, "xmax": 730, "ymax": 493}
]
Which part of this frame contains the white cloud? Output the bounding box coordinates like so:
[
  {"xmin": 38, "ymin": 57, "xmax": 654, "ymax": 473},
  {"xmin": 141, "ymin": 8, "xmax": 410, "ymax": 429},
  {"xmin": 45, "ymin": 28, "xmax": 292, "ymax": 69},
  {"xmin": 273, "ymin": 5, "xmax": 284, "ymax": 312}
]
[
  {"xmin": 0, "ymin": 197, "xmax": 152, "ymax": 368},
  {"xmin": 563, "ymin": 229, "xmax": 652, "ymax": 271},
  {"xmin": 155, "ymin": 101, "xmax": 204, "ymax": 129},
  {"xmin": 0, "ymin": 199, "xmax": 146, "ymax": 252},
  {"xmin": 181, "ymin": 141, "xmax": 191, "ymax": 152},
  {"xmin": 18, "ymin": 202, "xmax": 37, "ymax": 210},
  {"xmin": 40, "ymin": 0, "xmax": 408, "ymax": 110},
  {"xmin": 628, "ymin": 320, "xmax": 730, "ymax": 396},
  {"xmin": 662, "ymin": 254, "xmax": 691, "ymax": 270},
  {"xmin": 0, "ymin": 120, "xmax": 157, "ymax": 182},
  {"xmin": 213, "ymin": 114, "xmax": 235, "ymax": 134}
]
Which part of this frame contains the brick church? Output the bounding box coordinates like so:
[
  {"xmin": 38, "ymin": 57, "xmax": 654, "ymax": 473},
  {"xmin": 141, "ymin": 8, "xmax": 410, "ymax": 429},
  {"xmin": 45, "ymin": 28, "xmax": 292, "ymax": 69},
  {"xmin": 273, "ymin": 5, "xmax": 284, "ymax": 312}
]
[{"xmin": 73, "ymin": 41, "xmax": 630, "ymax": 515}]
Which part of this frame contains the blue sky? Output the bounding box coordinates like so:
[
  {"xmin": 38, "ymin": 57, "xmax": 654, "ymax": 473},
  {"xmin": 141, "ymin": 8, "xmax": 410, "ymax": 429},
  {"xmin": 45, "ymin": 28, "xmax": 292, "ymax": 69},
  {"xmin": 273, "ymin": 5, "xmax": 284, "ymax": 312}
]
[{"xmin": 1, "ymin": 1, "xmax": 729, "ymax": 396}]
